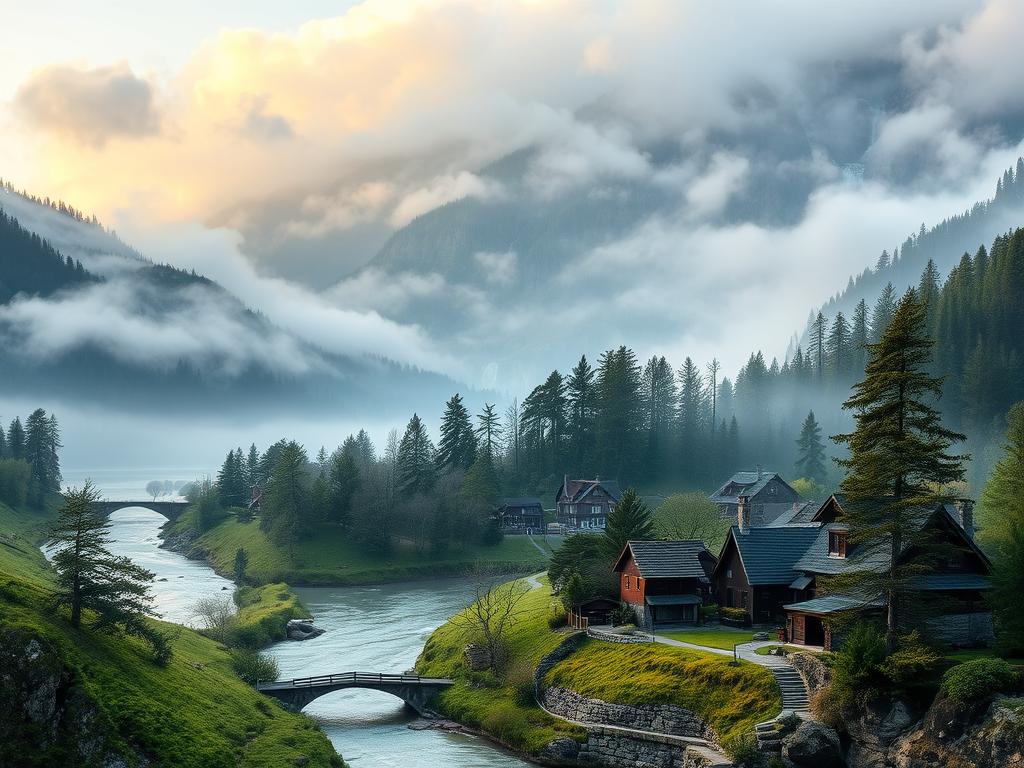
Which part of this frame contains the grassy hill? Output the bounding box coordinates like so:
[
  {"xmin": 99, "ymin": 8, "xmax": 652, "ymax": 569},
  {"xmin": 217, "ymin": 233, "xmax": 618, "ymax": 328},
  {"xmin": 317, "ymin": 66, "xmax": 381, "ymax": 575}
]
[
  {"xmin": 170, "ymin": 510, "xmax": 555, "ymax": 585},
  {"xmin": 0, "ymin": 501, "xmax": 344, "ymax": 768},
  {"xmin": 415, "ymin": 577, "xmax": 781, "ymax": 759}
]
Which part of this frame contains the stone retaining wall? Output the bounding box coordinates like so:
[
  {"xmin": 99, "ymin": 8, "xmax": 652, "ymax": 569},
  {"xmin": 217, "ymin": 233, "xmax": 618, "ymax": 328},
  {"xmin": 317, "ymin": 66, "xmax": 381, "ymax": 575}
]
[
  {"xmin": 927, "ymin": 612, "xmax": 995, "ymax": 646},
  {"xmin": 587, "ymin": 626, "xmax": 654, "ymax": 644},
  {"xmin": 788, "ymin": 652, "xmax": 831, "ymax": 694},
  {"xmin": 540, "ymin": 731, "xmax": 718, "ymax": 768},
  {"xmin": 541, "ymin": 687, "xmax": 711, "ymax": 740}
]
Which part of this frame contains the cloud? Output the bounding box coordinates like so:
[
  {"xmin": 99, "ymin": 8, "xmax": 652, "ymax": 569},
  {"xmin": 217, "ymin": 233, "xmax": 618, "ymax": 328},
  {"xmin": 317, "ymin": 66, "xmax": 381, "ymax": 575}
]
[
  {"xmin": 389, "ymin": 171, "xmax": 503, "ymax": 227},
  {"xmin": 473, "ymin": 250, "xmax": 517, "ymax": 285},
  {"xmin": 686, "ymin": 152, "xmax": 750, "ymax": 218},
  {"xmin": 14, "ymin": 62, "xmax": 159, "ymax": 147}
]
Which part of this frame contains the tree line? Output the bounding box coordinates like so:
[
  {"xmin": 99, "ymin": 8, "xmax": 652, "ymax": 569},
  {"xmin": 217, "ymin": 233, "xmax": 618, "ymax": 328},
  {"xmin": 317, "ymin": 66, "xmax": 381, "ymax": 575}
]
[{"xmin": 0, "ymin": 408, "xmax": 62, "ymax": 509}]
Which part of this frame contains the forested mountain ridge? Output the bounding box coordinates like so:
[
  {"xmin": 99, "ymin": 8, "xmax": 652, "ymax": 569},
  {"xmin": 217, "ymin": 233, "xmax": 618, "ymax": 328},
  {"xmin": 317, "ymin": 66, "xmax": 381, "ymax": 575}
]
[{"xmin": 0, "ymin": 188, "xmax": 465, "ymax": 418}]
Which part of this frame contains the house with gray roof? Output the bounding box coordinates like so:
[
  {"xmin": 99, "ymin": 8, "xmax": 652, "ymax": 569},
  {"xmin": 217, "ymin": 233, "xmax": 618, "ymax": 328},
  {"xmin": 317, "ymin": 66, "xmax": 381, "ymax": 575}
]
[
  {"xmin": 496, "ymin": 497, "xmax": 544, "ymax": 532},
  {"xmin": 708, "ymin": 468, "xmax": 802, "ymax": 526},
  {"xmin": 613, "ymin": 540, "xmax": 717, "ymax": 627},
  {"xmin": 555, "ymin": 476, "xmax": 622, "ymax": 531}
]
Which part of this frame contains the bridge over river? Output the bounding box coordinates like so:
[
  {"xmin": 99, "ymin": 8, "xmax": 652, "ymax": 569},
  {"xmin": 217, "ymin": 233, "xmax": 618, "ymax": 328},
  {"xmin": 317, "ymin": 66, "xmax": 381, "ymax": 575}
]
[
  {"xmin": 93, "ymin": 500, "xmax": 190, "ymax": 522},
  {"xmin": 257, "ymin": 672, "xmax": 454, "ymax": 716}
]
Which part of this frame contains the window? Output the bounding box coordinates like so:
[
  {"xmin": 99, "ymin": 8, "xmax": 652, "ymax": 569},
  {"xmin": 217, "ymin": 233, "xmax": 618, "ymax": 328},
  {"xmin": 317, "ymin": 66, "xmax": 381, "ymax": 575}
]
[
  {"xmin": 592, "ymin": 504, "xmax": 601, "ymax": 515},
  {"xmin": 625, "ymin": 575, "xmax": 631, "ymax": 590},
  {"xmin": 828, "ymin": 531, "xmax": 848, "ymax": 558},
  {"xmin": 726, "ymin": 568, "xmax": 732, "ymax": 578}
]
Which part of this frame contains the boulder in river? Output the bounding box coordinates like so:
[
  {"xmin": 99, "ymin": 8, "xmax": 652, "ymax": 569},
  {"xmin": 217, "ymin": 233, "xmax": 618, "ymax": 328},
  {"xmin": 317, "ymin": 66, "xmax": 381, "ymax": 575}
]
[{"xmin": 286, "ymin": 619, "xmax": 325, "ymax": 641}]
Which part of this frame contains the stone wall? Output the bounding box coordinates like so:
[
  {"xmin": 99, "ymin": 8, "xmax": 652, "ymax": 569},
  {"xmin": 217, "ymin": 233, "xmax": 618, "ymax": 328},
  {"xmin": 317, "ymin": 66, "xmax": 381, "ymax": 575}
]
[
  {"xmin": 541, "ymin": 687, "xmax": 712, "ymax": 740},
  {"xmin": 540, "ymin": 730, "xmax": 717, "ymax": 768},
  {"xmin": 788, "ymin": 652, "xmax": 831, "ymax": 694},
  {"xmin": 587, "ymin": 626, "xmax": 654, "ymax": 644},
  {"xmin": 926, "ymin": 612, "xmax": 994, "ymax": 646}
]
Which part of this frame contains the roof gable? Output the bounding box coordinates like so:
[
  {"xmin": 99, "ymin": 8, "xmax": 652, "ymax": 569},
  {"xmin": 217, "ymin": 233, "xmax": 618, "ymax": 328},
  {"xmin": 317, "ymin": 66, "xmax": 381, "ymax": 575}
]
[
  {"xmin": 613, "ymin": 540, "xmax": 713, "ymax": 579},
  {"xmin": 708, "ymin": 471, "xmax": 797, "ymax": 505},
  {"xmin": 717, "ymin": 525, "xmax": 822, "ymax": 585}
]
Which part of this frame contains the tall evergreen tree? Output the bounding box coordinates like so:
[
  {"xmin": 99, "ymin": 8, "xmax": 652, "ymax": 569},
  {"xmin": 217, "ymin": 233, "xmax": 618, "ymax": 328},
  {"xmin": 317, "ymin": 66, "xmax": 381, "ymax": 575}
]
[
  {"xmin": 677, "ymin": 356, "xmax": 705, "ymax": 476},
  {"xmin": 476, "ymin": 403, "xmax": 502, "ymax": 460},
  {"xmin": 244, "ymin": 443, "xmax": 260, "ymax": 488},
  {"xmin": 260, "ymin": 441, "xmax": 310, "ymax": 560},
  {"xmin": 594, "ymin": 347, "xmax": 642, "ymax": 479},
  {"xmin": 851, "ymin": 299, "xmax": 869, "ymax": 374},
  {"xmin": 831, "ymin": 289, "xmax": 967, "ymax": 652},
  {"xmin": 327, "ymin": 437, "xmax": 361, "ymax": 526},
  {"xmin": 811, "ymin": 312, "xmax": 827, "ymax": 381},
  {"xmin": 50, "ymin": 482, "xmax": 165, "ymax": 660},
  {"xmin": 826, "ymin": 312, "xmax": 852, "ymax": 380},
  {"xmin": 565, "ymin": 355, "xmax": 596, "ymax": 472},
  {"xmin": 216, "ymin": 448, "xmax": 246, "ymax": 508},
  {"xmin": 871, "ymin": 282, "xmax": 897, "ymax": 343},
  {"xmin": 794, "ymin": 411, "xmax": 827, "ymax": 484},
  {"xmin": 641, "ymin": 355, "xmax": 676, "ymax": 482},
  {"xmin": 602, "ymin": 488, "xmax": 654, "ymax": 558},
  {"xmin": 436, "ymin": 394, "xmax": 477, "ymax": 472},
  {"xmin": 23, "ymin": 408, "xmax": 60, "ymax": 507},
  {"xmin": 398, "ymin": 414, "xmax": 436, "ymax": 494},
  {"xmin": 7, "ymin": 417, "xmax": 25, "ymax": 460}
]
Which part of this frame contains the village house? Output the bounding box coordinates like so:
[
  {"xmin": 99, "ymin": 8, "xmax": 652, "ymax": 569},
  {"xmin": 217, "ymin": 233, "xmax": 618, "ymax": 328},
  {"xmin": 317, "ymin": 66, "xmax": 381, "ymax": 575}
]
[
  {"xmin": 613, "ymin": 540, "xmax": 717, "ymax": 627},
  {"xmin": 555, "ymin": 476, "xmax": 622, "ymax": 531},
  {"xmin": 495, "ymin": 497, "xmax": 544, "ymax": 533},
  {"xmin": 708, "ymin": 468, "xmax": 802, "ymax": 526},
  {"xmin": 712, "ymin": 494, "xmax": 993, "ymax": 650}
]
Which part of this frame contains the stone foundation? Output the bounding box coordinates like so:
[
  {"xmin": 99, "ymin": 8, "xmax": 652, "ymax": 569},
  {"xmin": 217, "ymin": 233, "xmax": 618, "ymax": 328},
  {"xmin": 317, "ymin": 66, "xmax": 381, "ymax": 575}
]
[{"xmin": 926, "ymin": 612, "xmax": 994, "ymax": 646}]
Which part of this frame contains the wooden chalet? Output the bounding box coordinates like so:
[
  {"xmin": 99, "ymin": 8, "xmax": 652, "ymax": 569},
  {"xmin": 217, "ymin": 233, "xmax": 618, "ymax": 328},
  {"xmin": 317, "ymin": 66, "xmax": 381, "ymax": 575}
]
[
  {"xmin": 555, "ymin": 476, "xmax": 622, "ymax": 531},
  {"xmin": 708, "ymin": 468, "xmax": 802, "ymax": 526},
  {"xmin": 713, "ymin": 493, "xmax": 993, "ymax": 651},
  {"xmin": 496, "ymin": 497, "xmax": 544, "ymax": 533},
  {"xmin": 613, "ymin": 540, "xmax": 717, "ymax": 627}
]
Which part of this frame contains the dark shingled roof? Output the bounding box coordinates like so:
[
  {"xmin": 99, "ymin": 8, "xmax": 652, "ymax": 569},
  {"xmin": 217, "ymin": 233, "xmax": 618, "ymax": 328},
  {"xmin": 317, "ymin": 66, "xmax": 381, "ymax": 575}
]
[
  {"xmin": 783, "ymin": 595, "xmax": 882, "ymax": 615},
  {"xmin": 912, "ymin": 573, "xmax": 991, "ymax": 590},
  {"xmin": 557, "ymin": 478, "xmax": 623, "ymax": 504},
  {"xmin": 497, "ymin": 498, "xmax": 543, "ymax": 509},
  {"xmin": 614, "ymin": 540, "xmax": 712, "ymax": 579},
  {"xmin": 727, "ymin": 525, "xmax": 822, "ymax": 585},
  {"xmin": 709, "ymin": 470, "xmax": 791, "ymax": 505}
]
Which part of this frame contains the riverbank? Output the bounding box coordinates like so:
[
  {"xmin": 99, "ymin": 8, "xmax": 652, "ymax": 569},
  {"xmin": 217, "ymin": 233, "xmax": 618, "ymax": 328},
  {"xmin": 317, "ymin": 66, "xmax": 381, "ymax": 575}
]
[
  {"xmin": 0, "ymin": 500, "xmax": 344, "ymax": 768},
  {"xmin": 164, "ymin": 510, "xmax": 555, "ymax": 586},
  {"xmin": 414, "ymin": 576, "xmax": 781, "ymax": 765}
]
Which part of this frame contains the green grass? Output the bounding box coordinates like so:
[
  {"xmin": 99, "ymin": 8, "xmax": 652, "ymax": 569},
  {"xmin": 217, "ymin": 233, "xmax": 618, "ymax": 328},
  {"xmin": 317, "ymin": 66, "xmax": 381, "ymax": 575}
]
[
  {"xmin": 543, "ymin": 639, "xmax": 781, "ymax": 751},
  {"xmin": 179, "ymin": 514, "xmax": 553, "ymax": 585},
  {"xmin": 0, "ymin": 500, "xmax": 343, "ymax": 768},
  {"xmin": 945, "ymin": 648, "xmax": 1024, "ymax": 666},
  {"xmin": 416, "ymin": 578, "xmax": 586, "ymax": 753},
  {"xmin": 231, "ymin": 582, "xmax": 309, "ymax": 648},
  {"xmin": 659, "ymin": 627, "xmax": 758, "ymax": 650}
]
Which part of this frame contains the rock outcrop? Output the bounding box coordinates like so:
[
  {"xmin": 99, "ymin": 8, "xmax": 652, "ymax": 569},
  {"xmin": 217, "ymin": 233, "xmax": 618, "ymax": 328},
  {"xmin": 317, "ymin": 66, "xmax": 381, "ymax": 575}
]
[
  {"xmin": 286, "ymin": 619, "xmax": 325, "ymax": 641},
  {"xmin": 782, "ymin": 720, "xmax": 843, "ymax": 768},
  {"xmin": 0, "ymin": 627, "xmax": 147, "ymax": 767},
  {"xmin": 844, "ymin": 694, "xmax": 919, "ymax": 768}
]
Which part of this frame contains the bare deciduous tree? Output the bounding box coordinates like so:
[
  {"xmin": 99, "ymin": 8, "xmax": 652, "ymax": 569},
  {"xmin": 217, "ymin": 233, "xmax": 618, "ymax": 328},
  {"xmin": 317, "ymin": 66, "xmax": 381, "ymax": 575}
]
[
  {"xmin": 452, "ymin": 564, "xmax": 530, "ymax": 671},
  {"xmin": 190, "ymin": 595, "xmax": 237, "ymax": 642}
]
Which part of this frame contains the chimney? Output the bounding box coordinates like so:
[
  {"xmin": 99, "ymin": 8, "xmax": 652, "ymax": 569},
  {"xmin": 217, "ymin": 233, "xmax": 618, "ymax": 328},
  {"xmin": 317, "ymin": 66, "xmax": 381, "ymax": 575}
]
[
  {"xmin": 954, "ymin": 499, "xmax": 975, "ymax": 538},
  {"xmin": 737, "ymin": 495, "xmax": 750, "ymax": 533},
  {"xmin": 595, "ymin": 474, "xmax": 600, "ymax": 482},
  {"xmin": 756, "ymin": 464, "xmax": 763, "ymax": 480}
]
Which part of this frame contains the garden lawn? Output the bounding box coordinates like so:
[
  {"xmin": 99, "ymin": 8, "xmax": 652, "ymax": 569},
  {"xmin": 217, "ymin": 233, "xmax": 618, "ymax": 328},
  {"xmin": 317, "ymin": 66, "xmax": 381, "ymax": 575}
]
[
  {"xmin": 416, "ymin": 578, "xmax": 586, "ymax": 753},
  {"xmin": 181, "ymin": 514, "xmax": 552, "ymax": 585},
  {"xmin": 659, "ymin": 627, "xmax": 758, "ymax": 650},
  {"xmin": 544, "ymin": 638, "xmax": 781, "ymax": 752},
  {"xmin": 945, "ymin": 648, "xmax": 1024, "ymax": 667}
]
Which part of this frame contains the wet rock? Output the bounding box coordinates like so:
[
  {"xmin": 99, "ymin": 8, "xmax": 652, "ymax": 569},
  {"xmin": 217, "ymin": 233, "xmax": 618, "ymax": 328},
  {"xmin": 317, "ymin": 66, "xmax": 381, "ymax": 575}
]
[
  {"xmin": 781, "ymin": 721, "xmax": 842, "ymax": 768},
  {"xmin": 286, "ymin": 619, "xmax": 325, "ymax": 641},
  {"xmin": 539, "ymin": 737, "xmax": 580, "ymax": 761}
]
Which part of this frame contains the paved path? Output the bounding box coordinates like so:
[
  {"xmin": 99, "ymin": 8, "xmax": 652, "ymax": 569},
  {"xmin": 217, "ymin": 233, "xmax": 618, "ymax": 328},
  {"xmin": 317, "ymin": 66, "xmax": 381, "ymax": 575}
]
[
  {"xmin": 653, "ymin": 636, "xmax": 811, "ymax": 713},
  {"xmin": 525, "ymin": 532, "xmax": 551, "ymax": 558},
  {"xmin": 524, "ymin": 571, "xmax": 544, "ymax": 589}
]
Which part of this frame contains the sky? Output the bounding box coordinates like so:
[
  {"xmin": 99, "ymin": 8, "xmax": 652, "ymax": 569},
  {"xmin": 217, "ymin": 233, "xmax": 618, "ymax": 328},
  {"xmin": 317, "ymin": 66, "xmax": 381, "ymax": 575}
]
[{"xmin": 4, "ymin": 0, "xmax": 1024, "ymax": 414}]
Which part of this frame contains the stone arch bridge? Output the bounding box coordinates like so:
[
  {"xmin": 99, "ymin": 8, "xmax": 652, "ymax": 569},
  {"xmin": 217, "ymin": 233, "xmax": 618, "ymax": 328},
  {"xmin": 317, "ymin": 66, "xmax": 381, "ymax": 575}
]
[
  {"xmin": 257, "ymin": 672, "xmax": 454, "ymax": 716},
  {"xmin": 93, "ymin": 500, "xmax": 189, "ymax": 522}
]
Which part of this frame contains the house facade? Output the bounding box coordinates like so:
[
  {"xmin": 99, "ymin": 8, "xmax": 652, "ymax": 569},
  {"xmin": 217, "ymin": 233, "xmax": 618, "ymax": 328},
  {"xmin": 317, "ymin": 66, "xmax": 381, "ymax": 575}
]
[
  {"xmin": 496, "ymin": 498, "xmax": 544, "ymax": 532},
  {"xmin": 555, "ymin": 477, "xmax": 622, "ymax": 530},
  {"xmin": 614, "ymin": 540, "xmax": 717, "ymax": 627},
  {"xmin": 712, "ymin": 493, "xmax": 993, "ymax": 651},
  {"xmin": 708, "ymin": 468, "xmax": 802, "ymax": 526}
]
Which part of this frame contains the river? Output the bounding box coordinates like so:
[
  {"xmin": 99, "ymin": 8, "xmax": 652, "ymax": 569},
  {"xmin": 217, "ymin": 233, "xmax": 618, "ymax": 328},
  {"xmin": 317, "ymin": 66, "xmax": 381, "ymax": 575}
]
[{"xmin": 88, "ymin": 485, "xmax": 534, "ymax": 768}]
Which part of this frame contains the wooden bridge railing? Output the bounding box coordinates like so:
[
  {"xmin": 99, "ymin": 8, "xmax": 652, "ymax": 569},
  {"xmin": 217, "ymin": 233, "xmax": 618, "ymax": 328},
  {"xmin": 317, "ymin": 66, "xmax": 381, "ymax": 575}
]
[{"xmin": 272, "ymin": 672, "xmax": 451, "ymax": 688}]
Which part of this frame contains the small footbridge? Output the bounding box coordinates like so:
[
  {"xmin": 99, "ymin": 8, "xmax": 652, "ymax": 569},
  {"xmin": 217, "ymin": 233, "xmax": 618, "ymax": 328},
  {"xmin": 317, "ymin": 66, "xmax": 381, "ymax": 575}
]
[
  {"xmin": 257, "ymin": 672, "xmax": 455, "ymax": 716},
  {"xmin": 93, "ymin": 500, "xmax": 189, "ymax": 522}
]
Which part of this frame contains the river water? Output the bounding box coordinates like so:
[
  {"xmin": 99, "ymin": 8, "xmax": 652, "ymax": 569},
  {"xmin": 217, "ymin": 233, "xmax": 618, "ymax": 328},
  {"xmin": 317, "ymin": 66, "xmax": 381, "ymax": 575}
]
[{"xmin": 87, "ymin": 483, "xmax": 533, "ymax": 768}]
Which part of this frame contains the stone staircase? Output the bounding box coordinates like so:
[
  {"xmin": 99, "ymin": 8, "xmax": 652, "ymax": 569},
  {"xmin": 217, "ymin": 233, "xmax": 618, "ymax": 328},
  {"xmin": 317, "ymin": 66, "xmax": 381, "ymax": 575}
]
[{"xmin": 770, "ymin": 665, "xmax": 810, "ymax": 711}]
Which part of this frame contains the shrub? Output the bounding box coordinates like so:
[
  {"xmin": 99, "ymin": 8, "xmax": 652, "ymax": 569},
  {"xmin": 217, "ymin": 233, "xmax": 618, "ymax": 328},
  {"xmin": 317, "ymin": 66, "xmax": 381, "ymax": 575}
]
[
  {"xmin": 833, "ymin": 622, "xmax": 886, "ymax": 691},
  {"xmin": 720, "ymin": 606, "xmax": 749, "ymax": 625},
  {"xmin": 941, "ymin": 658, "xmax": 1021, "ymax": 705},
  {"xmin": 231, "ymin": 649, "xmax": 279, "ymax": 685},
  {"xmin": 547, "ymin": 607, "xmax": 567, "ymax": 629},
  {"xmin": 700, "ymin": 603, "xmax": 719, "ymax": 621},
  {"xmin": 504, "ymin": 659, "xmax": 536, "ymax": 707},
  {"xmin": 879, "ymin": 631, "xmax": 941, "ymax": 685},
  {"xmin": 481, "ymin": 702, "xmax": 530, "ymax": 746},
  {"xmin": 611, "ymin": 602, "xmax": 636, "ymax": 627},
  {"xmin": 722, "ymin": 730, "xmax": 759, "ymax": 763},
  {"xmin": 810, "ymin": 686, "xmax": 846, "ymax": 730}
]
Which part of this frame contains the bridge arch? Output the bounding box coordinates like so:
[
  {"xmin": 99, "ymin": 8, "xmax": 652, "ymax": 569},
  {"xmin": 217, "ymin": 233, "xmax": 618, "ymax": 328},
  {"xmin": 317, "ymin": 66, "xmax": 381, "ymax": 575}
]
[
  {"xmin": 94, "ymin": 500, "xmax": 190, "ymax": 523},
  {"xmin": 257, "ymin": 673, "xmax": 454, "ymax": 716}
]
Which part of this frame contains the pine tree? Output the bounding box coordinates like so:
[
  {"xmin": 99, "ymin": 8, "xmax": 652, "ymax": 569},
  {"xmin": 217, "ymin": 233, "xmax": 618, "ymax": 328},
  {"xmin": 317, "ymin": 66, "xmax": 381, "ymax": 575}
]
[
  {"xmin": 677, "ymin": 356, "xmax": 705, "ymax": 477},
  {"xmin": 602, "ymin": 488, "xmax": 654, "ymax": 558},
  {"xmin": 216, "ymin": 449, "xmax": 246, "ymax": 508},
  {"xmin": 918, "ymin": 259, "xmax": 941, "ymax": 327},
  {"xmin": 0, "ymin": 422, "xmax": 7, "ymax": 457},
  {"xmin": 595, "ymin": 347, "xmax": 642, "ymax": 479},
  {"xmin": 476, "ymin": 404, "xmax": 502, "ymax": 460},
  {"xmin": 244, "ymin": 444, "xmax": 260, "ymax": 489},
  {"xmin": 794, "ymin": 411, "xmax": 827, "ymax": 484},
  {"xmin": 826, "ymin": 312, "xmax": 852, "ymax": 380},
  {"xmin": 398, "ymin": 414, "xmax": 436, "ymax": 494},
  {"xmin": 831, "ymin": 289, "xmax": 967, "ymax": 652},
  {"xmin": 233, "ymin": 548, "xmax": 249, "ymax": 584},
  {"xmin": 23, "ymin": 408, "xmax": 61, "ymax": 507},
  {"xmin": 811, "ymin": 312, "xmax": 827, "ymax": 382},
  {"xmin": 260, "ymin": 441, "xmax": 310, "ymax": 560},
  {"xmin": 851, "ymin": 299, "xmax": 869, "ymax": 374},
  {"xmin": 436, "ymin": 394, "xmax": 477, "ymax": 472},
  {"xmin": 7, "ymin": 417, "xmax": 25, "ymax": 460},
  {"xmin": 50, "ymin": 482, "xmax": 165, "ymax": 660},
  {"xmin": 641, "ymin": 356, "xmax": 676, "ymax": 482},
  {"xmin": 354, "ymin": 429, "xmax": 377, "ymax": 467},
  {"xmin": 327, "ymin": 438, "xmax": 361, "ymax": 526},
  {"xmin": 871, "ymin": 283, "xmax": 897, "ymax": 343},
  {"xmin": 565, "ymin": 355, "xmax": 596, "ymax": 472}
]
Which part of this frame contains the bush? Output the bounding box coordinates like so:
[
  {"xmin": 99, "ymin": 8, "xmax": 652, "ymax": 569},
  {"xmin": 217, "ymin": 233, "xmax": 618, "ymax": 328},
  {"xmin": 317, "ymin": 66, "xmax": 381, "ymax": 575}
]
[
  {"xmin": 879, "ymin": 631, "xmax": 941, "ymax": 685},
  {"xmin": 700, "ymin": 603, "xmax": 719, "ymax": 621},
  {"xmin": 231, "ymin": 649, "xmax": 279, "ymax": 685},
  {"xmin": 481, "ymin": 701, "xmax": 530, "ymax": 745},
  {"xmin": 941, "ymin": 658, "xmax": 1021, "ymax": 705},
  {"xmin": 547, "ymin": 607, "xmax": 567, "ymax": 629},
  {"xmin": 833, "ymin": 622, "xmax": 886, "ymax": 691},
  {"xmin": 720, "ymin": 606, "xmax": 749, "ymax": 625},
  {"xmin": 611, "ymin": 602, "xmax": 636, "ymax": 627},
  {"xmin": 504, "ymin": 659, "xmax": 536, "ymax": 707}
]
